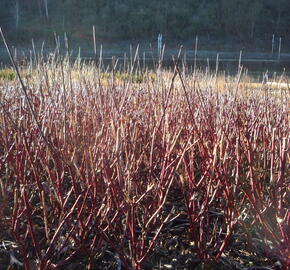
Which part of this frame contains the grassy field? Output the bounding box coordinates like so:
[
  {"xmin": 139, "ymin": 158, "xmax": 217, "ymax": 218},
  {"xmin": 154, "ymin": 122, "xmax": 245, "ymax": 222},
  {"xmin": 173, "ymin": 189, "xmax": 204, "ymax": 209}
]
[{"xmin": 0, "ymin": 51, "xmax": 289, "ymax": 270}]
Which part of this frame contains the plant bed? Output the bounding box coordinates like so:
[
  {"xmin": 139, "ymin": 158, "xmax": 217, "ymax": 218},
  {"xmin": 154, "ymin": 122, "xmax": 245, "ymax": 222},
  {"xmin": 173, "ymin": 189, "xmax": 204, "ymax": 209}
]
[{"xmin": 0, "ymin": 54, "xmax": 289, "ymax": 270}]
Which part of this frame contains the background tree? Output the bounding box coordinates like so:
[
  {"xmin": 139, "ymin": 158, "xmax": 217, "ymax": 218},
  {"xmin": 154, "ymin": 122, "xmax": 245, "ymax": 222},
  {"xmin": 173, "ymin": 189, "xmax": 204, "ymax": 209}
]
[
  {"xmin": 0, "ymin": 0, "xmax": 14, "ymax": 31},
  {"xmin": 1, "ymin": 0, "xmax": 290, "ymax": 46}
]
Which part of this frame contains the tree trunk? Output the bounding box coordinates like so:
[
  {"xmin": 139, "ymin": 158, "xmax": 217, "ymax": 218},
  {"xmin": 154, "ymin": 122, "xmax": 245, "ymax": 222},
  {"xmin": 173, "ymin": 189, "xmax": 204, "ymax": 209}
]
[
  {"xmin": 37, "ymin": 0, "xmax": 42, "ymax": 17},
  {"xmin": 15, "ymin": 0, "xmax": 19, "ymax": 28},
  {"xmin": 44, "ymin": 0, "xmax": 49, "ymax": 20},
  {"xmin": 250, "ymin": 21, "xmax": 255, "ymax": 39}
]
